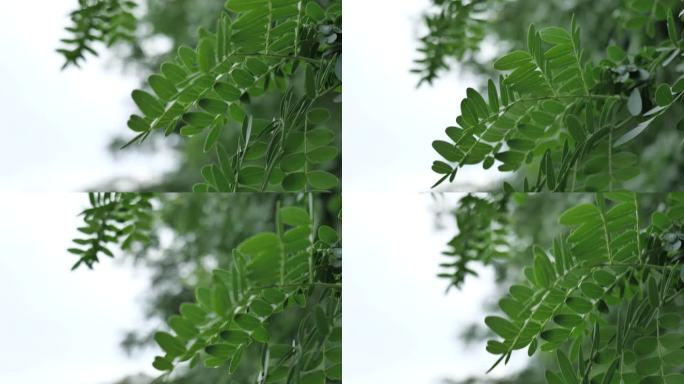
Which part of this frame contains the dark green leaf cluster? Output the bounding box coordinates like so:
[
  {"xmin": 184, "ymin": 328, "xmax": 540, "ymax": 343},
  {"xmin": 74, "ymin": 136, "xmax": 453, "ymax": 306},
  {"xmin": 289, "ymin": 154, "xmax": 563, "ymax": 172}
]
[
  {"xmin": 123, "ymin": 0, "xmax": 342, "ymax": 192},
  {"xmin": 482, "ymin": 192, "xmax": 684, "ymax": 383},
  {"xmin": 412, "ymin": 0, "xmax": 490, "ymax": 86},
  {"xmin": 438, "ymin": 193, "xmax": 510, "ymax": 291},
  {"xmin": 58, "ymin": 0, "xmax": 137, "ymax": 69},
  {"xmin": 430, "ymin": 8, "xmax": 684, "ymax": 191},
  {"xmin": 69, "ymin": 192, "xmax": 153, "ymax": 270},
  {"xmin": 415, "ymin": 0, "xmax": 674, "ymax": 85},
  {"xmin": 619, "ymin": 0, "xmax": 678, "ymax": 38},
  {"xmin": 151, "ymin": 203, "xmax": 341, "ymax": 383}
]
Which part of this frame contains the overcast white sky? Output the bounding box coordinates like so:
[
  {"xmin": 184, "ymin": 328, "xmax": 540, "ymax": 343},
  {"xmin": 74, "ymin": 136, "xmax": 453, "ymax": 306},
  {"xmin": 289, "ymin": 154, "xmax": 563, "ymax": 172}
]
[
  {"xmin": 0, "ymin": 1, "xmax": 176, "ymax": 191},
  {"xmin": 0, "ymin": 194, "xmax": 156, "ymax": 383},
  {"xmin": 344, "ymin": 0, "xmax": 504, "ymax": 193},
  {"xmin": 344, "ymin": 193, "xmax": 528, "ymax": 383},
  {"xmin": 343, "ymin": 1, "xmax": 521, "ymax": 382}
]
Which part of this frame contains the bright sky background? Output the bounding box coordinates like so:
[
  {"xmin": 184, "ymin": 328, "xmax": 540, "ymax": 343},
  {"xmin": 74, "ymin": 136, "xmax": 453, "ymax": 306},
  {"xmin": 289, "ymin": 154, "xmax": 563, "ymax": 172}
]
[
  {"xmin": 344, "ymin": 193, "xmax": 528, "ymax": 383},
  {"xmin": 343, "ymin": 1, "xmax": 520, "ymax": 382},
  {"xmin": 344, "ymin": 0, "xmax": 503, "ymax": 193},
  {"xmin": 0, "ymin": 1, "xmax": 177, "ymax": 191},
  {"xmin": 0, "ymin": 194, "xmax": 157, "ymax": 383}
]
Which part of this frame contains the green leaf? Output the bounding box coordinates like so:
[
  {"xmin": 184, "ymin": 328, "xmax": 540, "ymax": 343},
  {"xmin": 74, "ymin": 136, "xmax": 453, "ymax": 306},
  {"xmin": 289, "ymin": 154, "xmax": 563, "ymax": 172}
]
[
  {"xmin": 281, "ymin": 153, "xmax": 306, "ymax": 172},
  {"xmin": 282, "ymin": 172, "xmax": 306, "ymax": 191},
  {"xmin": 180, "ymin": 303, "xmax": 207, "ymax": 324},
  {"xmin": 553, "ymin": 314, "xmax": 582, "ymax": 328},
  {"xmin": 546, "ymin": 371, "xmax": 564, "ymax": 384},
  {"xmin": 655, "ymin": 84, "xmax": 673, "ymax": 106},
  {"xmin": 231, "ymin": 68, "xmax": 254, "ymax": 88},
  {"xmin": 249, "ymin": 300, "xmax": 272, "ymax": 317},
  {"xmin": 566, "ymin": 115, "xmax": 584, "ymax": 142},
  {"xmin": 132, "ymin": 90, "xmax": 164, "ymax": 118},
  {"xmin": 177, "ymin": 45, "xmax": 196, "ymax": 68},
  {"xmin": 199, "ymin": 98, "xmax": 228, "ymax": 114},
  {"xmin": 235, "ymin": 313, "xmax": 261, "ymax": 331},
  {"xmin": 318, "ymin": 225, "xmax": 339, "ymax": 244},
  {"xmin": 315, "ymin": 306, "xmax": 329, "ymax": 336},
  {"xmin": 184, "ymin": 112, "xmax": 215, "ymax": 128},
  {"xmin": 127, "ymin": 115, "xmax": 149, "ymax": 132},
  {"xmin": 148, "ymin": 75, "xmax": 178, "ymax": 100},
  {"xmin": 613, "ymin": 116, "xmax": 655, "ymax": 147},
  {"xmin": 674, "ymin": 77, "xmax": 684, "ymax": 93},
  {"xmin": 607, "ymin": 45, "xmax": 626, "ymax": 62},
  {"xmin": 152, "ymin": 356, "xmax": 173, "ymax": 371},
  {"xmin": 326, "ymin": 364, "xmax": 342, "ymax": 380},
  {"xmin": 305, "ymin": 2, "xmax": 325, "ymax": 21},
  {"xmin": 647, "ymin": 276, "xmax": 659, "ymax": 307},
  {"xmin": 220, "ymin": 329, "xmax": 251, "ymax": 344},
  {"xmin": 180, "ymin": 125, "xmax": 205, "ymax": 136},
  {"xmin": 203, "ymin": 124, "xmax": 222, "ymax": 152},
  {"xmin": 557, "ymin": 350, "xmax": 578, "ymax": 384},
  {"xmin": 245, "ymin": 58, "xmax": 268, "ymax": 75},
  {"xmin": 432, "ymin": 161, "xmax": 452, "ymax": 174},
  {"xmin": 300, "ymin": 371, "xmax": 325, "ymax": 384},
  {"xmin": 533, "ymin": 247, "xmax": 555, "ymax": 287},
  {"xmin": 541, "ymin": 328, "xmax": 570, "ymax": 343},
  {"xmin": 307, "ymin": 146, "xmax": 338, "ymax": 163},
  {"xmin": 154, "ymin": 331, "xmax": 186, "ymax": 357},
  {"xmin": 305, "ymin": 64, "xmax": 316, "ymax": 97},
  {"xmin": 485, "ymin": 316, "xmax": 518, "ymax": 339},
  {"xmin": 601, "ymin": 359, "xmax": 619, "ymax": 384},
  {"xmin": 539, "ymin": 27, "xmax": 572, "ymax": 44},
  {"xmin": 251, "ymin": 324, "xmax": 269, "ymax": 342},
  {"xmin": 580, "ymin": 282, "xmax": 604, "ymax": 299},
  {"xmin": 161, "ymin": 62, "xmax": 187, "ymax": 84},
  {"xmin": 280, "ymin": 207, "xmax": 310, "ymax": 226},
  {"xmin": 487, "ymin": 79, "xmax": 499, "ymax": 112},
  {"xmin": 668, "ymin": 9, "xmax": 678, "ymax": 46},
  {"xmin": 307, "ymin": 128, "xmax": 335, "ymax": 147},
  {"xmin": 559, "ymin": 203, "xmax": 599, "ymax": 225},
  {"xmin": 237, "ymin": 232, "xmax": 280, "ymax": 257},
  {"xmin": 211, "ymin": 277, "xmax": 230, "ymax": 317},
  {"xmin": 566, "ymin": 296, "xmax": 593, "ymax": 313},
  {"xmin": 168, "ymin": 315, "xmax": 198, "ymax": 340},
  {"xmin": 433, "ymin": 140, "xmax": 460, "ymax": 162},
  {"xmin": 214, "ymin": 81, "xmax": 242, "ymax": 101},
  {"xmin": 635, "ymin": 357, "xmax": 661, "ymax": 375},
  {"xmin": 308, "ymin": 108, "xmax": 331, "ymax": 124},
  {"xmin": 205, "ymin": 343, "xmax": 236, "ymax": 359},
  {"xmin": 627, "ymin": 88, "xmax": 642, "ymax": 116},
  {"xmin": 307, "ymin": 171, "xmax": 339, "ymax": 190},
  {"xmin": 634, "ymin": 336, "xmax": 657, "ymax": 356},
  {"xmin": 493, "ymin": 50, "xmax": 531, "ymax": 71},
  {"xmin": 545, "ymin": 150, "xmax": 555, "ymax": 190},
  {"xmin": 229, "ymin": 347, "xmax": 243, "ymax": 373}
]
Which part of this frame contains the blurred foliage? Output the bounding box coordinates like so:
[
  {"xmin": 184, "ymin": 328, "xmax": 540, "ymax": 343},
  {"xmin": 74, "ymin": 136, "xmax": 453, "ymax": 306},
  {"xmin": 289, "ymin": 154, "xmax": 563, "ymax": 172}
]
[
  {"xmin": 415, "ymin": 0, "xmax": 680, "ymax": 84},
  {"xmin": 420, "ymin": 0, "xmax": 684, "ymax": 192},
  {"xmin": 70, "ymin": 192, "xmax": 341, "ymax": 383},
  {"xmin": 58, "ymin": 0, "xmax": 137, "ymax": 68}
]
